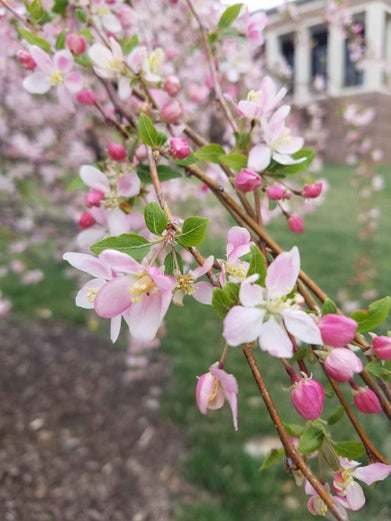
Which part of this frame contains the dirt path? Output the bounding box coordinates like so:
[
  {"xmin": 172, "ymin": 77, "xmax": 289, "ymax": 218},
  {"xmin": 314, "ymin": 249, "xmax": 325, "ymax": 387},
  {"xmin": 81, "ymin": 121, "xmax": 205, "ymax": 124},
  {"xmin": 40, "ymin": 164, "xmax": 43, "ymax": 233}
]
[{"xmin": 0, "ymin": 319, "xmax": 196, "ymax": 521}]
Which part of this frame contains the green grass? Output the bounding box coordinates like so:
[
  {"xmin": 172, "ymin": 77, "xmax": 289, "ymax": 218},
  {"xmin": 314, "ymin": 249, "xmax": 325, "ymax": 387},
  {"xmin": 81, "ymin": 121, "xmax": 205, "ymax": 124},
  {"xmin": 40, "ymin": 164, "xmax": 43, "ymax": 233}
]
[{"xmin": 161, "ymin": 163, "xmax": 391, "ymax": 521}]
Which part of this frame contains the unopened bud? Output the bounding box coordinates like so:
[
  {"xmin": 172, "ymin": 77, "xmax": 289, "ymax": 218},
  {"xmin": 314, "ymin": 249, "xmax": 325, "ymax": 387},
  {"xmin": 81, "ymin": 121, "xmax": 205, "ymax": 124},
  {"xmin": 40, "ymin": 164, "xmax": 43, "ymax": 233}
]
[
  {"xmin": 291, "ymin": 376, "xmax": 324, "ymax": 420},
  {"xmin": 17, "ymin": 50, "xmax": 36, "ymax": 70},
  {"xmin": 303, "ymin": 182, "xmax": 323, "ymax": 198},
  {"xmin": 324, "ymin": 348, "xmax": 363, "ymax": 382},
  {"xmin": 168, "ymin": 137, "xmax": 190, "ymax": 159},
  {"xmin": 85, "ymin": 189, "xmax": 104, "ymax": 208},
  {"xmin": 108, "ymin": 141, "xmax": 127, "ymax": 161},
  {"xmin": 235, "ymin": 168, "xmax": 262, "ymax": 192},
  {"xmin": 160, "ymin": 99, "xmax": 183, "ymax": 123},
  {"xmin": 287, "ymin": 214, "xmax": 303, "ymax": 234},
  {"xmin": 164, "ymin": 75, "xmax": 181, "ymax": 97},
  {"xmin": 117, "ymin": 6, "xmax": 133, "ymax": 27},
  {"xmin": 372, "ymin": 335, "xmax": 391, "ymax": 360},
  {"xmin": 135, "ymin": 144, "xmax": 148, "ymax": 162},
  {"xmin": 76, "ymin": 89, "xmax": 97, "ymax": 105},
  {"xmin": 353, "ymin": 386, "xmax": 382, "ymax": 414},
  {"xmin": 66, "ymin": 33, "xmax": 87, "ymax": 55},
  {"xmin": 266, "ymin": 185, "xmax": 285, "ymax": 200},
  {"xmin": 79, "ymin": 211, "xmax": 96, "ymax": 229},
  {"xmin": 319, "ymin": 314, "xmax": 358, "ymax": 347}
]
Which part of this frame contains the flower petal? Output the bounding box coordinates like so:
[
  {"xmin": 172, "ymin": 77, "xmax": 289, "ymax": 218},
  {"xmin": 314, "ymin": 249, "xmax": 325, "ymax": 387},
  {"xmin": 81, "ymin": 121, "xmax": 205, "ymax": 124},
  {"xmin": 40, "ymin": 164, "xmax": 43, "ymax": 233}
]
[
  {"xmin": 117, "ymin": 173, "xmax": 141, "ymax": 198},
  {"xmin": 124, "ymin": 290, "xmax": 171, "ymax": 341},
  {"xmin": 23, "ymin": 72, "xmax": 51, "ymax": 94},
  {"xmin": 75, "ymin": 278, "xmax": 106, "ymax": 308},
  {"xmin": 64, "ymin": 71, "xmax": 83, "ymax": 93},
  {"xmin": 196, "ymin": 372, "xmax": 215, "ymax": 414},
  {"xmin": 258, "ymin": 317, "xmax": 293, "ymax": 357},
  {"xmin": 266, "ymin": 246, "xmax": 300, "ymax": 297},
  {"xmin": 53, "ymin": 50, "xmax": 74, "ymax": 74},
  {"xmin": 110, "ymin": 315, "xmax": 122, "ymax": 343},
  {"xmin": 282, "ymin": 309, "xmax": 323, "ymax": 345},
  {"xmin": 353, "ymin": 463, "xmax": 391, "ymax": 486},
  {"xmin": 239, "ymin": 275, "xmax": 264, "ymax": 307},
  {"xmin": 223, "ymin": 305, "xmax": 264, "ymax": 346},
  {"xmin": 248, "ymin": 144, "xmax": 272, "ymax": 172},
  {"xmin": 94, "ymin": 276, "xmax": 133, "ymax": 318},
  {"xmin": 63, "ymin": 251, "xmax": 111, "ymax": 278},
  {"xmin": 80, "ymin": 165, "xmax": 109, "ymax": 193},
  {"xmin": 193, "ymin": 281, "xmax": 213, "ymax": 305}
]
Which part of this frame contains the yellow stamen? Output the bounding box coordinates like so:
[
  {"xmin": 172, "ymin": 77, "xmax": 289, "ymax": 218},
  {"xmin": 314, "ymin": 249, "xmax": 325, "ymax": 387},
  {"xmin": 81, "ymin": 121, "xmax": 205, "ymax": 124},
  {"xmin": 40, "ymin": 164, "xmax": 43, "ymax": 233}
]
[{"xmin": 50, "ymin": 70, "xmax": 64, "ymax": 86}]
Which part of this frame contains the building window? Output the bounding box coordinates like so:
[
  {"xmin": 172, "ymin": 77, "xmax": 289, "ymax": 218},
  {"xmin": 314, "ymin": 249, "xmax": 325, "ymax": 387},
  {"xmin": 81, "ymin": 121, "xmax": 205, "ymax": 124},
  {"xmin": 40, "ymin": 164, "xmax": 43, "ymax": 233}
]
[
  {"xmin": 279, "ymin": 33, "xmax": 295, "ymax": 93},
  {"xmin": 344, "ymin": 17, "xmax": 365, "ymax": 87},
  {"xmin": 311, "ymin": 27, "xmax": 328, "ymax": 89}
]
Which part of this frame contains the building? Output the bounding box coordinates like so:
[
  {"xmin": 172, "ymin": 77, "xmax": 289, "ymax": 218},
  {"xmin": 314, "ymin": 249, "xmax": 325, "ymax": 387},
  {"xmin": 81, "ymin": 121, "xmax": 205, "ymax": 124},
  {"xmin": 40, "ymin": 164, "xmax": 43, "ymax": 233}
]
[{"xmin": 264, "ymin": 0, "xmax": 391, "ymax": 162}]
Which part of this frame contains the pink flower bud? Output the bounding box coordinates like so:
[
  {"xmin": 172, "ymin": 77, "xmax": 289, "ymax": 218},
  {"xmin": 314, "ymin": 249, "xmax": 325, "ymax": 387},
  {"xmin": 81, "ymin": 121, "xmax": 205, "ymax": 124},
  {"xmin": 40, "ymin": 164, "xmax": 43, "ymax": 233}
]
[
  {"xmin": 168, "ymin": 137, "xmax": 190, "ymax": 159},
  {"xmin": 17, "ymin": 50, "xmax": 36, "ymax": 70},
  {"xmin": 235, "ymin": 168, "xmax": 262, "ymax": 192},
  {"xmin": 372, "ymin": 336, "xmax": 391, "ymax": 360},
  {"xmin": 79, "ymin": 211, "xmax": 96, "ymax": 229},
  {"xmin": 66, "ymin": 33, "xmax": 87, "ymax": 56},
  {"xmin": 319, "ymin": 314, "xmax": 358, "ymax": 347},
  {"xmin": 108, "ymin": 141, "xmax": 127, "ymax": 161},
  {"xmin": 76, "ymin": 89, "xmax": 97, "ymax": 105},
  {"xmin": 117, "ymin": 6, "xmax": 133, "ymax": 27},
  {"xmin": 303, "ymin": 182, "xmax": 323, "ymax": 199},
  {"xmin": 291, "ymin": 376, "xmax": 325, "ymax": 420},
  {"xmin": 164, "ymin": 75, "xmax": 181, "ymax": 97},
  {"xmin": 85, "ymin": 189, "xmax": 104, "ymax": 208},
  {"xmin": 135, "ymin": 144, "xmax": 148, "ymax": 162},
  {"xmin": 287, "ymin": 214, "xmax": 303, "ymax": 234},
  {"xmin": 324, "ymin": 348, "xmax": 363, "ymax": 382},
  {"xmin": 160, "ymin": 100, "xmax": 183, "ymax": 123},
  {"xmin": 266, "ymin": 185, "xmax": 285, "ymax": 200},
  {"xmin": 353, "ymin": 387, "xmax": 382, "ymax": 414}
]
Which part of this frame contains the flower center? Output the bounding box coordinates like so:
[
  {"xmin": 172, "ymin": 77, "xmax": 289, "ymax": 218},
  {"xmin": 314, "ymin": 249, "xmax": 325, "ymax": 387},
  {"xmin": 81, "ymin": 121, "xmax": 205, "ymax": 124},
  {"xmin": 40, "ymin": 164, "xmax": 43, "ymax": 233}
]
[
  {"xmin": 50, "ymin": 70, "xmax": 64, "ymax": 86},
  {"xmin": 176, "ymin": 274, "xmax": 195, "ymax": 295},
  {"xmin": 208, "ymin": 377, "xmax": 220, "ymax": 403},
  {"xmin": 130, "ymin": 273, "xmax": 156, "ymax": 303},
  {"xmin": 247, "ymin": 89, "xmax": 262, "ymax": 104},
  {"xmin": 87, "ymin": 287, "xmax": 99, "ymax": 303},
  {"xmin": 223, "ymin": 261, "xmax": 247, "ymax": 281}
]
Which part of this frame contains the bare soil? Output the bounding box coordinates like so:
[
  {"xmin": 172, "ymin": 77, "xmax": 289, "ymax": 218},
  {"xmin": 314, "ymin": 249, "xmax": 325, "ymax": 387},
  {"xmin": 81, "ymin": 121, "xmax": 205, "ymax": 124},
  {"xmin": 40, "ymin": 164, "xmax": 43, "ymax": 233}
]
[{"xmin": 0, "ymin": 319, "xmax": 196, "ymax": 521}]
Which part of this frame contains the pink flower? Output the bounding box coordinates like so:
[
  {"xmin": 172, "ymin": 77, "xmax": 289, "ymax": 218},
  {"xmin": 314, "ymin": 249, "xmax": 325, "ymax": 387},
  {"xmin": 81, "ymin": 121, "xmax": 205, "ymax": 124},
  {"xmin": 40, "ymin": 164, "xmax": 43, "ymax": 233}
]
[
  {"xmin": 168, "ymin": 137, "xmax": 191, "ymax": 159},
  {"xmin": 266, "ymin": 185, "xmax": 285, "ymax": 200},
  {"xmin": 108, "ymin": 142, "xmax": 127, "ymax": 161},
  {"xmin": 290, "ymin": 375, "xmax": 325, "ymax": 420},
  {"xmin": 196, "ymin": 363, "xmax": 238, "ymax": 430},
  {"xmin": 319, "ymin": 314, "xmax": 358, "ymax": 347},
  {"xmin": 23, "ymin": 47, "xmax": 83, "ymax": 111},
  {"xmin": 352, "ymin": 387, "xmax": 382, "ymax": 414},
  {"xmin": 234, "ymin": 168, "xmax": 262, "ymax": 192},
  {"xmin": 160, "ymin": 99, "xmax": 183, "ymax": 123},
  {"xmin": 85, "ymin": 189, "xmax": 105, "ymax": 208},
  {"xmin": 223, "ymin": 247, "xmax": 322, "ymax": 357},
  {"xmin": 305, "ymin": 481, "xmax": 348, "ymax": 519},
  {"xmin": 246, "ymin": 10, "xmax": 268, "ymax": 46},
  {"xmin": 80, "ymin": 164, "xmax": 140, "ymax": 200},
  {"xmin": 173, "ymin": 255, "xmax": 214, "ymax": 306},
  {"xmin": 333, "ymin": 458, "xmax": 391, "ymax": 511},
  {"xmin": 17, "ymin": 50, "xmax": 36, "ymax": 70},
  {"xmin": 287, "ymin": 214, "xmax": 303, "ymax": 234},
  {"xmin": 76, "ymin": 89, "xmax": 97, "ymax": 105},
  {"xmin": 372, "ymin": 335, "xmax": 391, "ymax": 360},
  {"xmin": 66, "ymin": 33, "xmax": 87, "ymax": 56},
  {"xmin": 164, "ymin": 75, "xmax": 181, "ymax": 97},
  {"xmin": 219, "ymin": 226, "xmax": 253, "ymax": 285},
  {"xmin": 79, "ymin": 211, "xmax": 96, "ymax": 229},
  {"xmin": 303, "ymin": 182, "xmax": 323, "ymax": 199},
  {"xmin": 324, "ymin": 348, "xmax": 363, "ymax": 382}
]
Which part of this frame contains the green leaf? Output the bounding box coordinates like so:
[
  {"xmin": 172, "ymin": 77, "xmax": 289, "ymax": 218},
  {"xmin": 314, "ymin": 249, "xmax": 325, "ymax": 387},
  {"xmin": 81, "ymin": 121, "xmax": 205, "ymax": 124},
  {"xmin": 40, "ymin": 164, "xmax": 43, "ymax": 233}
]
[
  {"xmin": 138, "ymin": 113, "xmax": 160, "ymax": 147},
  {"xmin": 272, "ymin": 148, "xmax": 315, "ymax": 176},
  {"xmin": 260, "ymin": 448, "xmax": 285, "ymax": 471},
  {"xmin": 350, "ymin": 296, "xmax": 391, "ymax": 333},
  {"xmin": 322, "ymin": 298, "xmax": 338, "ymax": 316},
  {"xmin": 144, "ymin": 202, "xmax": 168, "ymax": 236},
  {"xmin": 234, "ymin": 131, "xmax": 251, "ymax": 151},
  {"xmin": 122, "ymin": 34, "xmax": 139, "ymax": 54},
  {"xmin": 136, "ymin": 164, "xmax": 183, "ymax": 184},
  {"xmin": 164, "ymin": 250, "xmax": 183, "ymax": 276},
  {"xmin": 55, "ymin": 29, "xmax": 66, "ymax": 50},
  {"xmin": 212, "ymin": 284, "xmax": 239, "ymax": 319},
  {"xmin": 290, "ymin": 346, "xmax": 308, "ymax": 362},
  {"xmin": 327, "ymin": 406, "xmax": 345, "ymax": 426},
  {"xmin": 26, "ymin": 0, "xmax": 51, "ymax": 24},
  {"xmin": 217, "ymin": 3, "xmax": 243, "ymax": 30},
  {"xmin": 297, "ymin": 425, "xmax": 324, "ymax": 455},
  {"xmin": 17, "ymin": 27, "xmax": 51, "ymax": 52},
  {"xmin": 176, "ymin": 216, "xmax": 209, "ymax": 248},
  {"xmin": 220, "ymin": 153, "xmax": 247, "ymax": 172},
  {"xmin": 75, "ymin": 7, "xmax": 87, "ymax": 22},
  {"xmin": 247, "ymin": 245, "xmax": 266, "ymax": 286},
  {"xmin": 66, "ymin": 176, "xmax": 85, "ymax": 191},
  {"xmin": 174, "ymin": 152, "xmax": 197, "ymax": 166},
  {"xmin": 365, "ymin": 360, "xmax": 391, "ymax": 379},
  {"xmin": 90, "ymin": 233, "xmax": 152, "ymax": 260},
  {"xmin": 283, "ymin": 423, "xmax": 304, "ymax": 438},
  {"xmin": 194, "ymin": 144, "xmax": 226, "ymax": 164},
  {"xmin": 74, "ymin": 54, "xmax": 91, "ymax": 67},
  {"xmin": 52, "ymin": 0, "xmax": 68, "ymax": 16},
  {"xmin": 333, "ymin": 441, "xmax": 366, "ymax": 460},
  {"xmin": 78, "ymin": 28, "xmax": 92, "ymax": 43}
]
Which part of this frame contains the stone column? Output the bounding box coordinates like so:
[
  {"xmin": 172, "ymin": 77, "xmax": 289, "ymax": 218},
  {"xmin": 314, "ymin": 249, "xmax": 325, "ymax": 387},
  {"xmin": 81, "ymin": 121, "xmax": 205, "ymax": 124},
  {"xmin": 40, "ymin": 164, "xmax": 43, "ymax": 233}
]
[
  {"xmin": 294, "ymin": 26, "xmax": 311, "ymax": 105},
  {"xmin": 265, "ymin": 32, "xmax": 280, "ymax": 74},
  {"xmin": 365, "ymin": 2, "xmax": 385, "ymax": 90},
  {"xmin": 327, "ymin": 22, "xmax": 344, "ymax": 95}
]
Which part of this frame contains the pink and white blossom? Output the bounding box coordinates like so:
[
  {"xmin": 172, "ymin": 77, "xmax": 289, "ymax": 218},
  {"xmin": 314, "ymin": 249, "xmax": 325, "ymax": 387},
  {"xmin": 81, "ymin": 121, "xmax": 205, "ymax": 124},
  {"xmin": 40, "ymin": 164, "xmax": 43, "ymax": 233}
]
[
  {"xmin": 223, "ymin": 247, "xmax": 322, "ymax": 357},
  {"xmin": 173, "ymin": 255, "xmax": 214, "ymax": 306}
]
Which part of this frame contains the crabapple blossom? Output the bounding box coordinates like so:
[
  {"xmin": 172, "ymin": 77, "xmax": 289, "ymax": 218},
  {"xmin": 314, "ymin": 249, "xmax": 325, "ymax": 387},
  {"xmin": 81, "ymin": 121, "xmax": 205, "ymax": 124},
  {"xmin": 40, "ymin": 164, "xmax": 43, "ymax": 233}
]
[
  {"xmin": 160, "ymin": 99, "xmax": 183, "ymax": 123},
  {"xmin": 290, "ymin": 374, "xmax": 325, "ymax": 420},
  {"xmin": 172, "ymin": 255, "xmax": 214, "ymax": 306},
  {"xmin": 79, "ymin": 211, "xmax": 96, "ymax": 229},
  {"xmin": 219, "ymin": 226, "xmax": 253, "ymax": 285},
  {"xmin": 164, "ymin": 75, "xmax": 181, "ymax": 97},
  {"xmin": 305, "ymin": 481, "xmax": 348, "ymax": 520},
  {"xmin": 196, "ymin": 363, "xmax": 238, "ymax": 430},
  {"xmin": 108, "ymin": 142, "xmax": 127, "ymax": 161},
  {"xmin": 23, "ymin": 47, "xmax": 83, "ymax": 111},
  {"xmin": 303, "ymin": 182, "xmax": 323, "ymax": 199},
  {"xmin": 266, "ymin": 185, "xmax": 285, "ymax": 200},
  {"xmin": 371, "ymin": 335, "xmax": 391, "ymax": 360},
  {"xmin": 66, "ymin": 34, "xmax": 87, "ymax": 56},
  {"xmin": 323, "ymin": 347, "xmax": 363, "ymax": 382},
  {"xmin": 333, "ymin": 458, "xmax": 391, "ymax": 511},
  {"xmin": 287, "ymin": 214, "xmax": 304, "ymax": 234},
  {"xmin": 168, "ymin": 137, "xmax": 191, "ymax": 160},
  {"xmin": 352, "ymin": 386, "xmax": 382, "ymax": 414},
  {"xmin": 319, "ymin": 314, "xmax": 358, "ymax": 347},
  {"xmin": 234, "ymin": 168, "xmax": 262, "ymax": 192},
  {"xmin": 223, "ymin": 247, "xmax": 323, "ymax": 357}
]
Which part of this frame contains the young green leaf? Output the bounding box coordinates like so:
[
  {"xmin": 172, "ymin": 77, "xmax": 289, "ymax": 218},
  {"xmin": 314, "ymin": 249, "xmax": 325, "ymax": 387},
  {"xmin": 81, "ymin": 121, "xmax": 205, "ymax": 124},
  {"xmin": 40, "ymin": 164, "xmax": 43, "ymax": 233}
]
[
  {"xmin": 217, "ymin": 3, "xmax": 243, "ymax": 30},
  {"xmin": 260, "ymin": 448, "xmax": 285, "ymax": 471},
  {"xmin": 283, "ymin": 423, "xmax": 304, "ymax": 438},
  {"xmin": 90, "ymin": 234, "xmax": 152, "ymax": 260},
  {"xmin": 136, "ymin": 164, "xmax": 183, "ymax": 184},
  {"xmin": 219, "ymin": 153, "xmax": 247, "ymax": 172},
  {"xmin": 17, "ymin": 28, "xmax": 51, "ymax": 53},
  {"xmin": 26, "ymin": 0, "xmax": 51, "ymax": 24},
  {"xmin": 297, "ymin": 425, "xmax": 324, "ymax": 455},
  {"xmin": 122, "ymin": 34, "xmax": 139, "ymax": 54},
  {"xmin": 75, "ymin": 7, "xmax": 88, "ymax": 22},
  {"xmin": 271, "ymin": 148, "xmax": 315, "ymax": 176},
  {"xmin": 327, "ymin": 406, "xmax": 345, "ymax": 426},
  {"xmin": 138, "ymin": 113, "xmax": 160, "ymax": 147},
  {"xmin": 322, "ymin": 298, "xmax": 338, "ymax": 316},
  {"xmin": 194, "ymin": 144, "xmax": 226, "ymax": 164},
  {"xmin": 144, "ymin": 201, "xmax": 168, "ymax": 236},
  {"xmin": 176, "ymin": 216, "xmax": 209, "ymax": 247},
  {"xmin": 247, "ymin": 245, "xmax": 266, "ymax": 286},
  {"xmin": 55, "ymin": 29, "xmax": 67, "ymax": 50},
  {"xmin": 164, "ymin": 250, "xmax": 183, "ymax": 276},
  {"xmin": 350, "ymin": 296, "xmax": 391, "ymax": 333},
  {"xmin": 174, "ymin": 152, "xmax": 197, "ymax": 166},
  {"xmin": 333, "ymin": 441, "xmax": 366, "ymax": 460},
  {"xmin": 52, "ymin": 0, "xmax": 68, "ymax": 16}
]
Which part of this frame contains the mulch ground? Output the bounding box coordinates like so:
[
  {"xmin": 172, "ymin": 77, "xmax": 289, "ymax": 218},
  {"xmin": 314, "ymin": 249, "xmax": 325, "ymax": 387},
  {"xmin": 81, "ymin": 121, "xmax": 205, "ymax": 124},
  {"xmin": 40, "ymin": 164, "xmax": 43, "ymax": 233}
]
[{"xmin": 0, "ymin": 319, "xmax": 196, "ymax": 521}]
